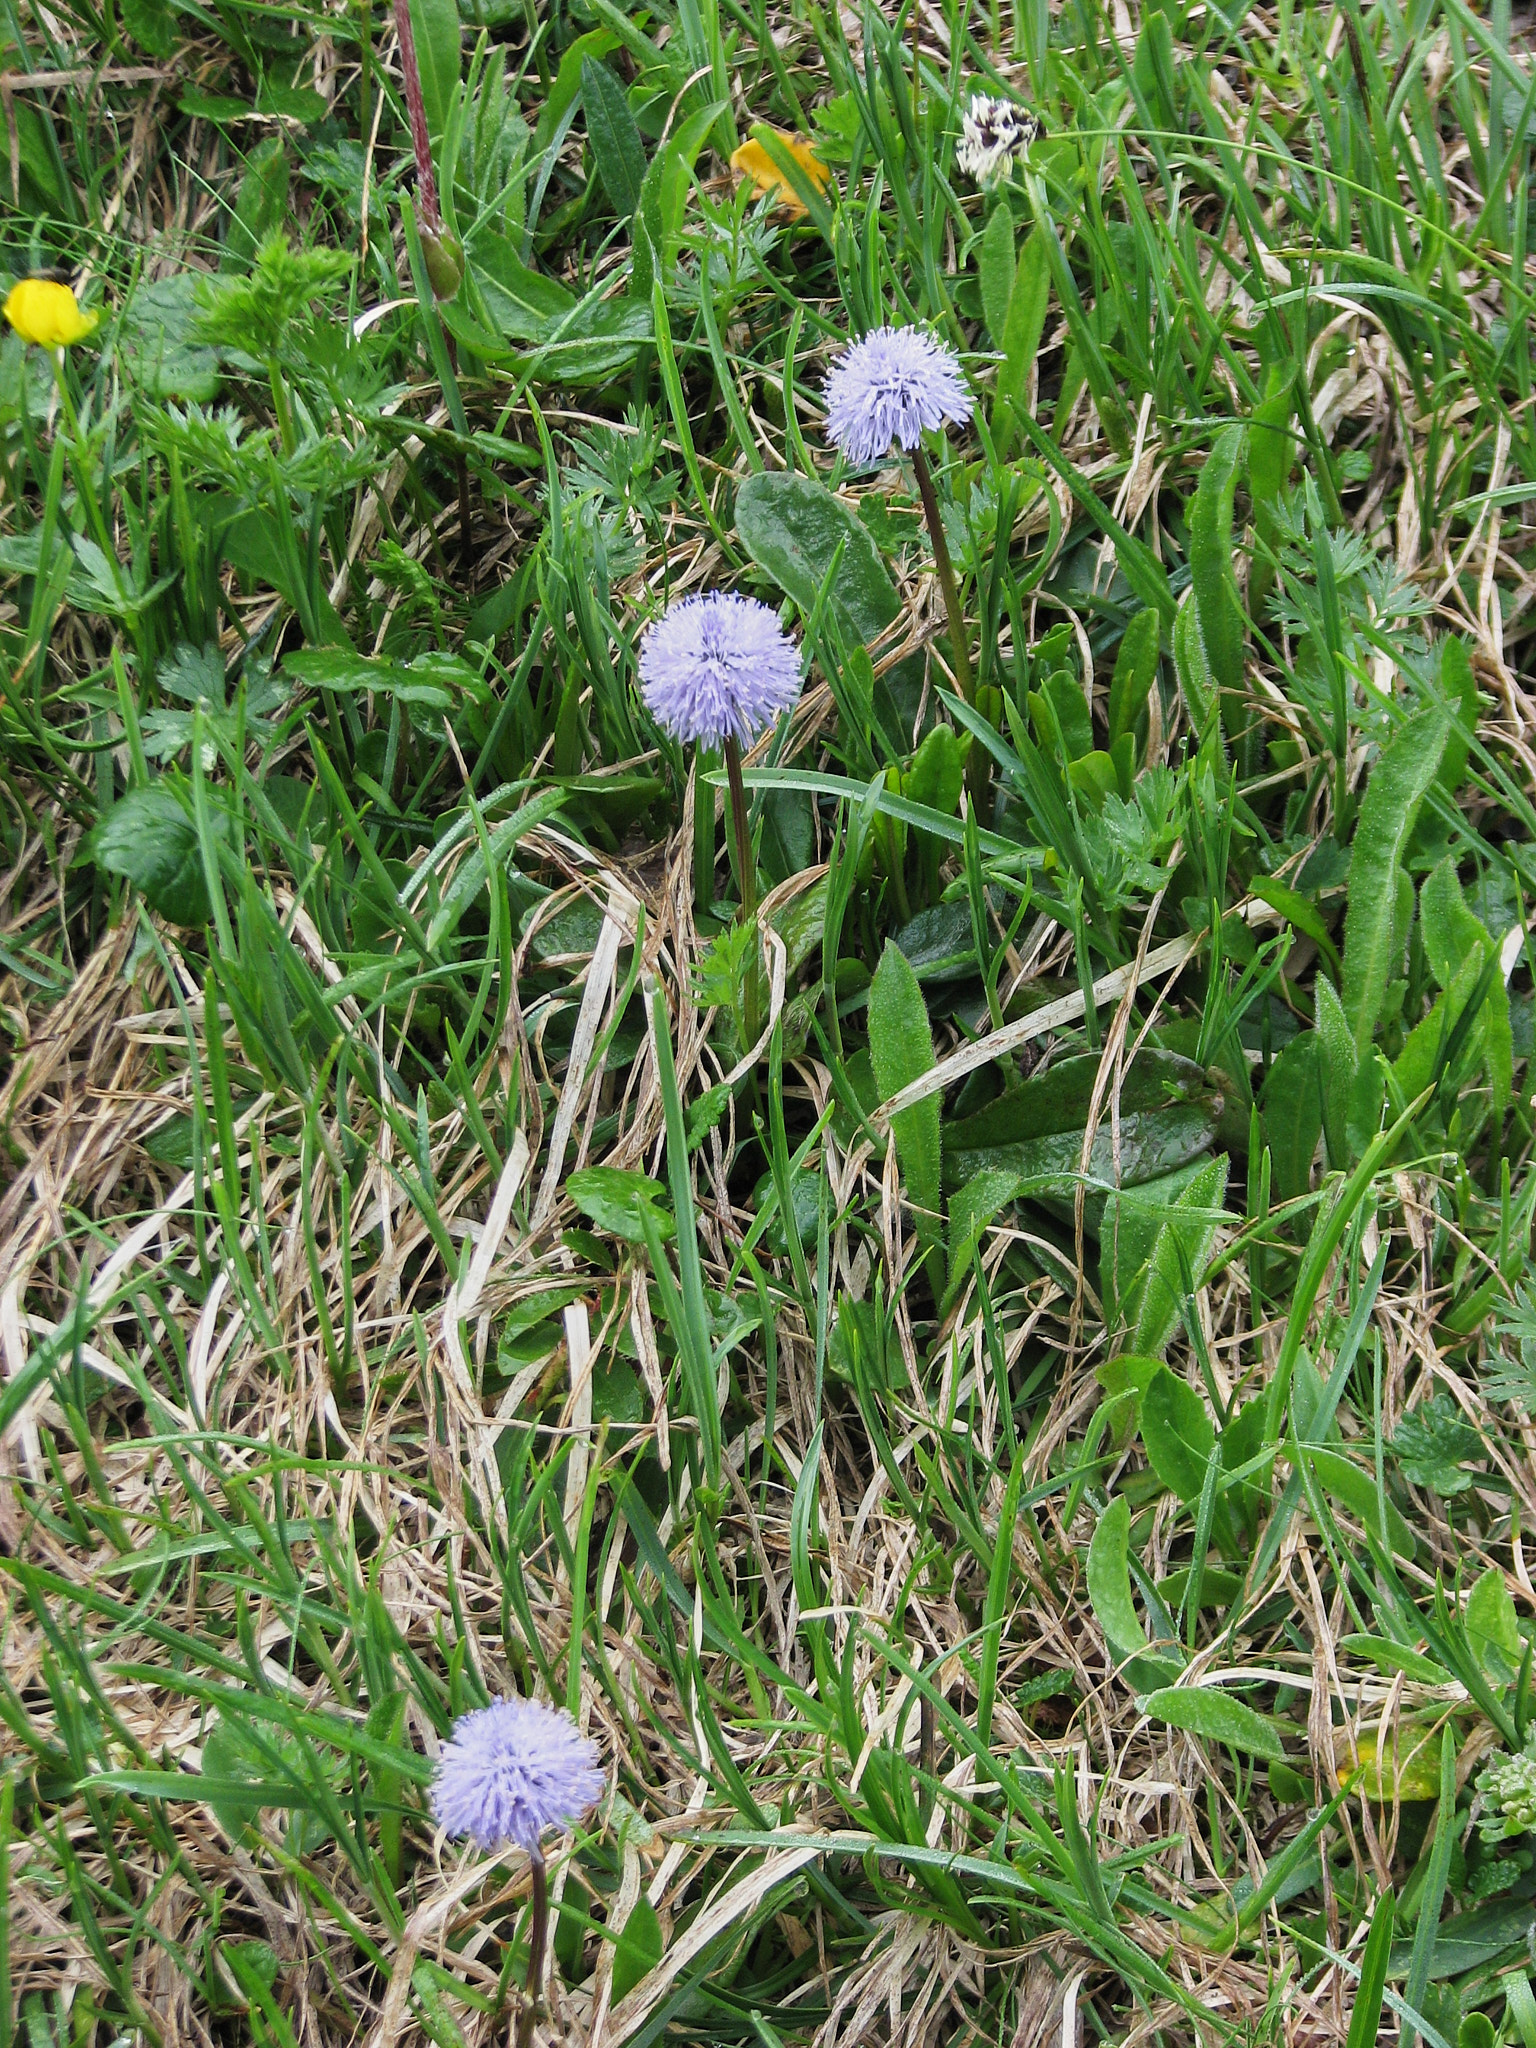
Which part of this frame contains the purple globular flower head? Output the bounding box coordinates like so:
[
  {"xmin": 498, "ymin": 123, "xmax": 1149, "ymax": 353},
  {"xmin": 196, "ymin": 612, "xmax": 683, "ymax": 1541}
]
[
  {"xmin": 823, "ymin": 326, "xmax": 973, "ymax": 470},
  {"xmin": 432, "ymin": 1697, "xmax": 603, "ymax": 1854},
  {"xmin": 639, "ymin": 590, "xmax": 801, "ymax": 749}
]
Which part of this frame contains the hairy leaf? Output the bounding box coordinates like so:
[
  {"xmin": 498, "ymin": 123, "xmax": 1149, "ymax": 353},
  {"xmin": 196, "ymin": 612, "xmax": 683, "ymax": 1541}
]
[
  {"xmin": 581, "ymin": 57, "xmax": 647, "ymax": 219},
  {"xmin": 1141, "ymin": 1686, "xmax": 1289, "ymax": 1762},
  {"xmin": 1342, "ymin": 709, "xmax": 1448, "ymax": 1052},
  {"xmin": 869, "ymin": 941, "xmax": 941, "ymax": 1229}
]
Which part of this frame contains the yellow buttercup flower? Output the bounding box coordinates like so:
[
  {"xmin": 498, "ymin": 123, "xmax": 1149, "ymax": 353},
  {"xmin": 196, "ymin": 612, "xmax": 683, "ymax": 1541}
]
[
  {"xmin": 3, "ymin": 278, "xmax": 100, "ymax": 349},
  {"xmin": 730, "ymin": 129, "xmax": 832, "ymax": 216}
]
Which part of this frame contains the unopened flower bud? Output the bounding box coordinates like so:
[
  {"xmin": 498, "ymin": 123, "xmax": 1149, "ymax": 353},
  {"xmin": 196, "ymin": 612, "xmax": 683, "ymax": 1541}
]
[{"xmin": 420, "ymin": 228, "xmax": 464, "ymax": 303}]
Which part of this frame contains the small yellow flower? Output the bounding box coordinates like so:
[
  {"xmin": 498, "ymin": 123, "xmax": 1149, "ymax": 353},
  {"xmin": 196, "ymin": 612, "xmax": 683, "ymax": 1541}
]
[
  {"xmin": 3, "ymin": 278, "xmax": 100, "ymax": 349},
  {"xmin": 730, "ymin": 129, "xmax": 832, "ymax": 216}
]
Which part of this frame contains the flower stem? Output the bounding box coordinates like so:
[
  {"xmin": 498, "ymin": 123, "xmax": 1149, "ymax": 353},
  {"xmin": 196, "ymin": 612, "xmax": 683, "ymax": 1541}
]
[
  {"xmin": 357, "ymin": 0, "xmax": 372, "ymax": 142},
  {"xmin": 911, "ymin": 445, "xmax": 971, "ymax": 706},
  {"xmin": 515, "ymin": 1847, "xmax": 548, "ymax": 2048},
  {"xmin": 912, "ymin": 444, "xmax": 990, "ymax": 817},
  {"xmin": 393, "ymin": 0, "xmax": 442, "ymax": 233},
  {"xmin": 49, "ymin": 358, "xmax": 133, "ymax": 625},
  {"xmin": 266, "ymin": 356, "xmax": 297, "ymax": 458},
  {"xmin": 692, "ymin": 746, "xmax": 718, "ymax": 916},
  {"xmin": 724, "ymin": 736, "xmax": 762, "ymax": 1054}
]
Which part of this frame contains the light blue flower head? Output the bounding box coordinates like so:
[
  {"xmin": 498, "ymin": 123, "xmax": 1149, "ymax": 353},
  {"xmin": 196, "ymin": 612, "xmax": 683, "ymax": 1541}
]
[
  {"xmin": 639, "ymin": 590, "xmax": 801, "ymax": 748},
  {"xmin": 823, "ymin": 325, "xmax": 973, "ymax": 469},
  {"xmin": 432, "ymin": 1697, "xmax": 603, "ymax": 1853}
]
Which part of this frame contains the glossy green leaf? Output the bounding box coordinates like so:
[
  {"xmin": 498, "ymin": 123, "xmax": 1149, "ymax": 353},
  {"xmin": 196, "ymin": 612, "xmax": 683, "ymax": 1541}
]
[
  {"xmin": 736, "ymin": 470, "xmax": 903, "ymax": 649},
  {"xmin": 1031, "ymin": 671, "xmax": 1092, "ymax": 760},
  {"xmin": 567, "ymin": 1168, "xmax": 675, "ymax": 1243},
  {"xmin": 903, "ymin": 722, "xmax": 967, "ymax": 820},
  {"xmin": 1389, "ymin": 1897, "xmax": 1536, "ymax": 1983},
  {"xmin": 945, "ymin": 1051, "xmax": 1221, "ymax": 1192},
  {"xmin": 90, "ymin": 786, "xmax": 212, "ymax": 927},
  {"xmin": 1248, "ymin": 876, "xmax": 1341, "ymax": 984},
  {"xmin": 1466, "ymin": 1565, "xmax": 1523, "ymax": 1681},
  {"xmin": 284, "ymin": 647, "xmax": 473, "ymax": 710},
  {"xmin": 946, "ymin": 1167, "xmax": 1020, "ymax": 1300},
  {"xmin": 1402, "ymin": 1728, "xmax": 1457, "ymax": 2026},
  {"xmin": 1337, "ymin": 1635, "xmax": 1447, "ymax": 1683},
  {"xmin": 1141, "ymin": 1366, "xmax": 1216, "ymax": 1507}
]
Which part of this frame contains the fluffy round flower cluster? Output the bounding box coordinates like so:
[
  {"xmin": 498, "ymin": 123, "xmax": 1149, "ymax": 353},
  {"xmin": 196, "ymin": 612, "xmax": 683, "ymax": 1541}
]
[
  {"xmin": 823, "ymin": 326, "xmax": 973, "ymax": 469},
  {"xmin": 955, "ymin": 93, "xmax": 1041, "ymax": 184},
  {"xmin": 639, "ymin": 590, "xmax": 801, "ymax": 748},
  {"xmin": 432, "ymin": 1696, "xmax": 604, "ymax": 1853},
  {"xmin": 1477, "ymin": 1741, "xmax": 1536, "ymax": 1845}
]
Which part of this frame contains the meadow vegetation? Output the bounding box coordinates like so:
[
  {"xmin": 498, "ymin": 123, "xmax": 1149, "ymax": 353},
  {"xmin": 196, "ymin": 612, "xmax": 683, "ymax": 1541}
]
[{"xmin": 2, "ymin": 0, "xmax": 1535, "ymax": 2042}]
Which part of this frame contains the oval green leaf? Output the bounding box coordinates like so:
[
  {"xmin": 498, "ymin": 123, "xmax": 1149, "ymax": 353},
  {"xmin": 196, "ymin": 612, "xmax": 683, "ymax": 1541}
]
[{"xmin": 1142, "ymin": 1686, "xmax": 1289, "ymax": 1762}]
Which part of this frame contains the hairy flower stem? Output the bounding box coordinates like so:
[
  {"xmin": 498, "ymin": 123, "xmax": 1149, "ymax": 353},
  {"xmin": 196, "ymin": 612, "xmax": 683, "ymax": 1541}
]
[
  {"xmin": 912, "ymin": 446, "xmax": 989, "ymax": 815},
  {"xmin": 724, "ymin": 736, "xmax": 762, "ymax": 1054},
  {"xmin": 515, "ymin": 1848, "xmax": 549, "ymax": 2048},
  {"xmin": 910, "ymin": 447, "xmax": 971, "ymax": 705},
  {"xmin": 393, "ymin": 0, "xmax": 442, "ymax": 233}
]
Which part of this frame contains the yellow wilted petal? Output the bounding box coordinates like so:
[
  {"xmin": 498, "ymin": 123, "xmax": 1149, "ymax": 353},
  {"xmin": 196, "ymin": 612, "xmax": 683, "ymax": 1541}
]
[
  {"xmin": 3, "ymin": 278, "xmax": 100, "ymax": 349},
  {"xmin": 730, "ymin": 130, "xmax": 831, "ymax": 215},
  {"xmin": 1336, "ymin": 1723, "xmax": 1442, "ymax": 1802}
]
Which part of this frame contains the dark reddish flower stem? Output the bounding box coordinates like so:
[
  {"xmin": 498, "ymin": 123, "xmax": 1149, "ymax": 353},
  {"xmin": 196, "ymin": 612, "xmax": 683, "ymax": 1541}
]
[
  {"xmin": 911, "ymin": 446, "xmax": 971, "ymax": 707},
  {"xmin": 515, "ymin": 1846, "xmax": 548, "ymax": 2048},
  {"xmin": 912, "ymin": 445, "xmax": 989, "ymax": 816},
  {"xmin": 394, "ymin": 0, "xmax": 442, "ymax": 233}
]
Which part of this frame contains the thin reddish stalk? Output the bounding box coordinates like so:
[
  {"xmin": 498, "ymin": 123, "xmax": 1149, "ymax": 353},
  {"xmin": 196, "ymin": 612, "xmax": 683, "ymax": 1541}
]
[
  {"xmin": 514, "ymin": 1847, "xmax": 548, "ymax": 2048},
  {"xmin": 393, "ymin": 0, "xmax": 441, "ymax": 232}
]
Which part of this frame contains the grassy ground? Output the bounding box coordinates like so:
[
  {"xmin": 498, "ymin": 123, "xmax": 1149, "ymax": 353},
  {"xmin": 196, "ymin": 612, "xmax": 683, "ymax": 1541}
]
[{"xmin": 2, "ymin": 0, "xmax": 1536, "ymax": 2042}]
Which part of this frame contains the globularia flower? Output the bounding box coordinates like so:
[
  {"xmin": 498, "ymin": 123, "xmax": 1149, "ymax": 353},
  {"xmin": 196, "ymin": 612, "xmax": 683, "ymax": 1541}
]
[
  {"xmin": 639, "ymin": 591, "xmax": 801, "ymax": 748},
  {"xmin": 955, "ymin": 93, "xmax": 1041, "ymax": 183},
  {"xmin": 432, "ymin": 1697, "xmax": 603, "ymax": 1853},
  {"xmin": 823, "ymin": 326, "xmax": 973, "ymax": 469}
]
